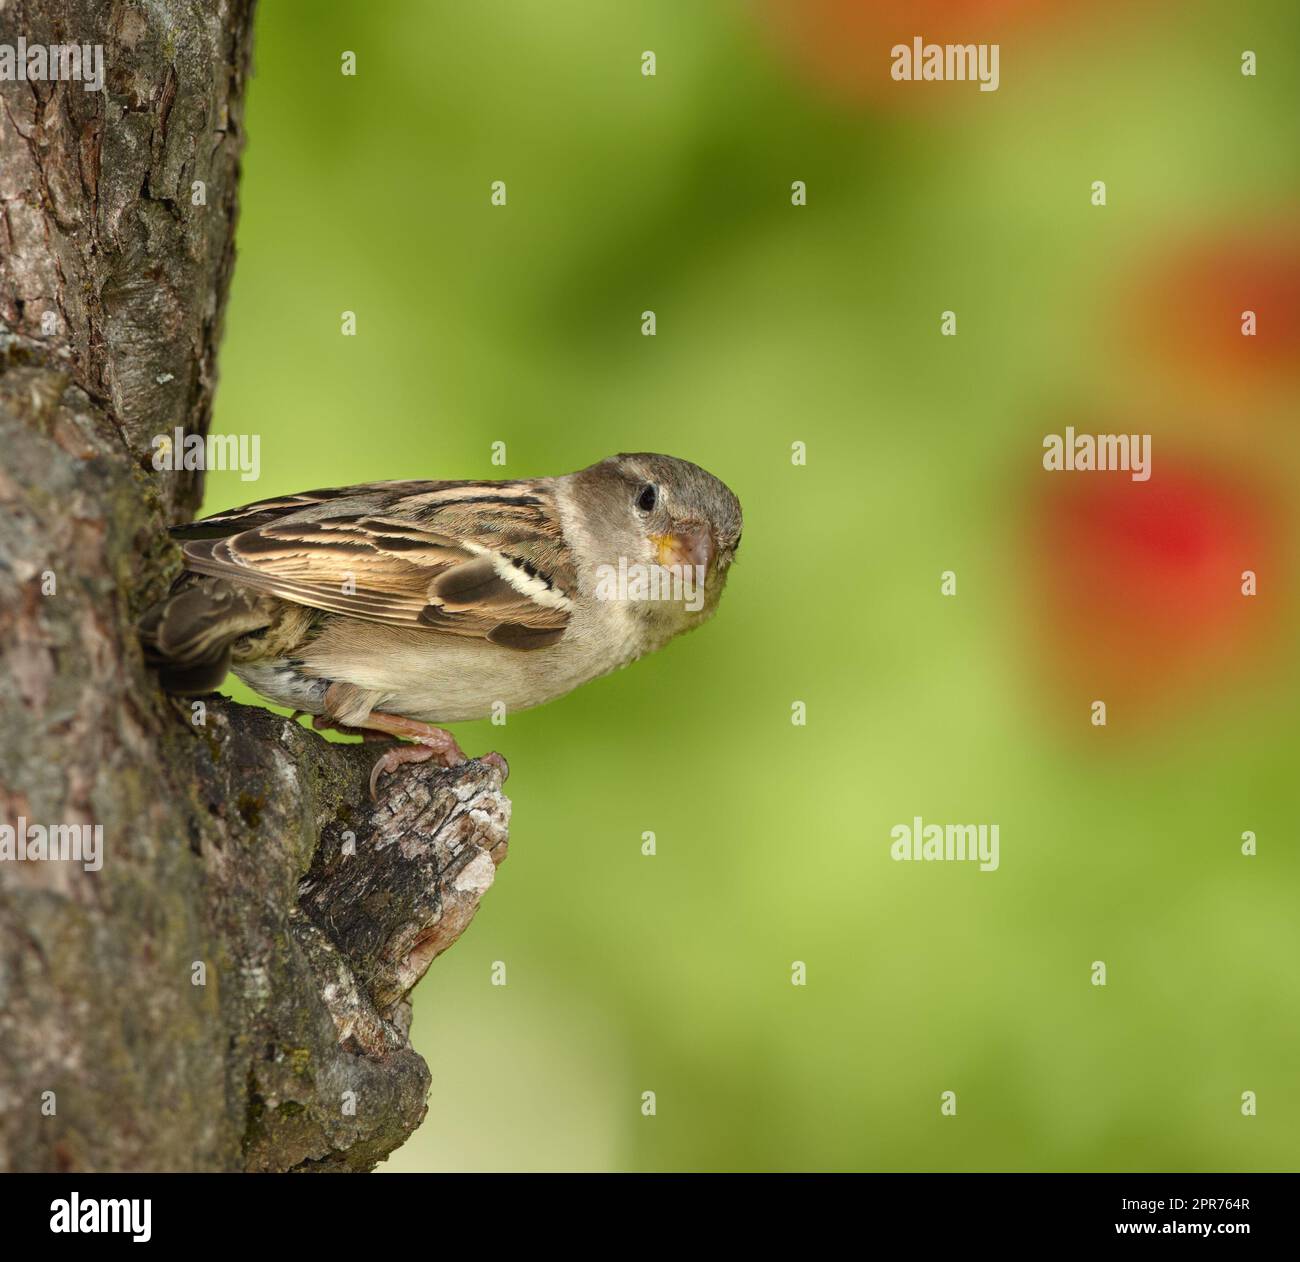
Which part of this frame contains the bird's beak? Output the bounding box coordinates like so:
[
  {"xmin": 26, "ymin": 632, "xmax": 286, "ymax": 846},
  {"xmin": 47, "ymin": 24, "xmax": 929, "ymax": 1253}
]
[{"xmin": 652, "ymin": 524, "xmax": 715, "ymax": 572}]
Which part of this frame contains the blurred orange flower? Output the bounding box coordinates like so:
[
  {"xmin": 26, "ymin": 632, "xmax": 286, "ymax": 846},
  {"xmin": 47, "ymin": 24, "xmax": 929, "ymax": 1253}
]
[
  {"xmin": 756, "ymin": 0, "xmax": 1052, "ymax": 106},
  {"xmin": 1135, "ymin": 225, "xmax": 1300, "ymax": 398}
]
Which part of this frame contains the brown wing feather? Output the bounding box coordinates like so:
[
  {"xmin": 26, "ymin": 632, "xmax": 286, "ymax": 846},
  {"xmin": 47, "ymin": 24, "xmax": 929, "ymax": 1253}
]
[{"xmin": 175, "ymin": 482, "xmax": 574, "ymax": 647}]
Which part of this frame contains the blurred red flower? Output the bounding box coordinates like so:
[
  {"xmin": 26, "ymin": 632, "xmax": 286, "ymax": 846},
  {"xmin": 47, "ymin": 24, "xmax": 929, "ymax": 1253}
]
[{"xmin": 1028, "ymin": 456, "xmax": 1284, "ymax": 718}]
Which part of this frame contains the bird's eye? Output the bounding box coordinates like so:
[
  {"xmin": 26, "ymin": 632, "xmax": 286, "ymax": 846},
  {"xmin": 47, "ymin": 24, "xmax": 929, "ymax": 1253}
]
[
  {"xmin": 636, "ymin": 483, "xmax": 658, "ymax": 513},
  {"xmin": 733, "ymin": 532, "xmax": 742, "ymax": 554}
]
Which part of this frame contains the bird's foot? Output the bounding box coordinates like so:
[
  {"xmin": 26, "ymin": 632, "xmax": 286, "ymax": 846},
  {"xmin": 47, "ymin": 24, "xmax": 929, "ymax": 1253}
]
[
  {"xmin": 348, "ymin": 711, "xmax": 507, "ymax": 800},
  {"xmin": 367, "ymin": 742, "xmax": 440, "ymax": 799}
]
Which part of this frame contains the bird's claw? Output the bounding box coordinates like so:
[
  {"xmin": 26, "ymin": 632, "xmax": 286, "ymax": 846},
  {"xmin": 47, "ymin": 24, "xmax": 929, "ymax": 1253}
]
[
  {"xmin": 368, "ymin": 743, "xmax": 439, "ymax": 800},
  {"xmin": 368, "ymin": 743, "xmax": 510, "ymax": 801}
]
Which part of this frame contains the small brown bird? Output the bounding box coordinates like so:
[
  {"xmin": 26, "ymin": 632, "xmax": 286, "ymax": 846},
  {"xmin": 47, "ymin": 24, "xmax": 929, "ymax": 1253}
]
[{"xmin": 143, "ymin": 453, "xmax": 743, "ymax": 795}]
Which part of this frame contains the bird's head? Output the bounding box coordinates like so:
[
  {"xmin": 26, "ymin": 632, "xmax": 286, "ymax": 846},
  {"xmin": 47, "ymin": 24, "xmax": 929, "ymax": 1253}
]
[{"xmin": 566, "ymin": 452, "xmax": 743, "ymax": 636}]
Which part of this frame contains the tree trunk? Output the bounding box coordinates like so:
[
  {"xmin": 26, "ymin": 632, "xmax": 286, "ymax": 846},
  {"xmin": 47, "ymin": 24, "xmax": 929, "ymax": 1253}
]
[{"xmin": 0, "ymin": 0, "xmax": 509, "ymax": 1172}]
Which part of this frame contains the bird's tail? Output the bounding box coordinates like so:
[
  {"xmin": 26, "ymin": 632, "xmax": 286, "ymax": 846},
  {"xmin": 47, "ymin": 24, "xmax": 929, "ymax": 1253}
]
[{"xmin": 140, "ymin": 575, "xmax": 276, "ymax": 695}]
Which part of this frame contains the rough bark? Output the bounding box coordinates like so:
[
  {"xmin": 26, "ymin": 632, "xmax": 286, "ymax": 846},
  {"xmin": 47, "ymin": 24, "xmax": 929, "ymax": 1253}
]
[{"xmin": 0, "ymin": 0, "xmax": 510, "ymax": 1172}]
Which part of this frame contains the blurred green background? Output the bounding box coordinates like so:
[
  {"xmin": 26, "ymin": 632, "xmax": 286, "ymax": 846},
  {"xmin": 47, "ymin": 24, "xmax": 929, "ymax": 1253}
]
[{"xmin": 203, "ymin": 1, "xmax": 1300, "ymax": 1171}]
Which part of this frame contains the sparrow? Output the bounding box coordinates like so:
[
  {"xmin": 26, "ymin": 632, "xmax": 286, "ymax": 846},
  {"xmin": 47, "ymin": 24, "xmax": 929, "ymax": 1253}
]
[{"xmin": 142, "ymin": 453, "xmax": 743, "ymax": 796}]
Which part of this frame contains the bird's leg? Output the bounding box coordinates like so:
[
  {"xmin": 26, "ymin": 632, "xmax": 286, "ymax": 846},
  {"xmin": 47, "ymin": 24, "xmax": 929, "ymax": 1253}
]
[
  {"xmin": 356, "ymin": 711, "xmax": 469, "ymax": 759},
  {"xmin": 309, "ymin": 715, "xmax": 392, "ymax": 743}
]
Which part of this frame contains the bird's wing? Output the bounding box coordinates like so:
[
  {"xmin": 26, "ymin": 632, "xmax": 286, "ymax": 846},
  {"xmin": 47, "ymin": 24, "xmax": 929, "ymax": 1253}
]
[{"xmin": 174, "ymin": 482, "xmax": 575, "ymax": 649}]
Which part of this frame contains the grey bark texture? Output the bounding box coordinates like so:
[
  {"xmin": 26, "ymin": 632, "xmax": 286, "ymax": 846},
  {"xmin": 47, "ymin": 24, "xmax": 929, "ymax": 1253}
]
[{"xmin": 0, "ymin": 0, "xmax": 510, "ymax": 1171}]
